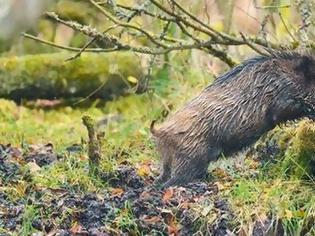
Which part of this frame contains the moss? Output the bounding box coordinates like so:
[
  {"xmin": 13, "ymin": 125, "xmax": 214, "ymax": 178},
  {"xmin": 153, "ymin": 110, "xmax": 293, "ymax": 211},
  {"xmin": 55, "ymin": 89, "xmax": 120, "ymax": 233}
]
[
  {"xmin": 281, "ymin": 120, "xmax": 315, "ymax": 179},
  {"xmin": 82, "ymin": 115, "xmax": 101, "ymax": 176},
  {"xmin": 255, "ymin": 119, "xmax": 315, "ymax": 180},
  {"xmin": 55, "ymin": 0, "xmax": 92, "ymax": 24},
  {"xmin": 0, "ymin": 52, "xmax": 143, "ymax": 100}
]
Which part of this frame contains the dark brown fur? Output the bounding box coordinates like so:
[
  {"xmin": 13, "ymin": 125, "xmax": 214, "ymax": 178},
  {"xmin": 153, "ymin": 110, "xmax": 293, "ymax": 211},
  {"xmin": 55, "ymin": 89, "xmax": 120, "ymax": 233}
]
[{"xmin": 152, "ymin": 51, "xmax": 315, "ymax": 188}]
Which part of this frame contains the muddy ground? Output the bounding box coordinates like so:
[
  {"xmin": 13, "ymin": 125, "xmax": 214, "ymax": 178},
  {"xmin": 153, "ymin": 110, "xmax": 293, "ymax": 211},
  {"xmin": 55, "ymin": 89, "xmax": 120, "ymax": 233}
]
[{"xmin": 0, "ymin": 143, "xmax": 281, "ymax": 235}]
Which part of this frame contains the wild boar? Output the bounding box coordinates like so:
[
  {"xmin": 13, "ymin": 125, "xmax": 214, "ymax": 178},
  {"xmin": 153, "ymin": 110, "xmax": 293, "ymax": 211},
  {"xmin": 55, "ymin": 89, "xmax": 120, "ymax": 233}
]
[{"xmin": 151, "ymin": 51, "xmax": 315, "ymax": 188}]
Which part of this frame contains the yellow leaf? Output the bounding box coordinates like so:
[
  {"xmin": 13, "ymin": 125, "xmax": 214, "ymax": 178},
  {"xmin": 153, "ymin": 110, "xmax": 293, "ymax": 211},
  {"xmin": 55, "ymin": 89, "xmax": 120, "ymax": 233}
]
[
  {"xmin": 212, "ymin": 22, "xmax": 224, "ymax": 32},
  {"xmin": 137, "ymin": 164, "xmax": 151, "ymax": 177},
  {"xmin": 295, "ymin": 209, "xmax": 305, "ymax": 218},
  {"xmin": 212, "ymin": 167, "xmax": 229, "ymax": 179},
  {"xmin": 127, "ymin": 76, "xmax": 138, "ymax": 84},
  {"xmin": 15, "ymin": 181, "xmax": 28, "ymax": 197},
  {"xmin": 285, "ymin": 209, "xmax": 293, "ymax": 219}
]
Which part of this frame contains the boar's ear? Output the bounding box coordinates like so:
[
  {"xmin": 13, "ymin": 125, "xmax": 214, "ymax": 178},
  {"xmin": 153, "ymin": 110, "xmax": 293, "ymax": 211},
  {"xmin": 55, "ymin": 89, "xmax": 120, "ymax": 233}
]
[{"xmin": 295, "ymin": 55, "xmax": 315, "ymax": 81}]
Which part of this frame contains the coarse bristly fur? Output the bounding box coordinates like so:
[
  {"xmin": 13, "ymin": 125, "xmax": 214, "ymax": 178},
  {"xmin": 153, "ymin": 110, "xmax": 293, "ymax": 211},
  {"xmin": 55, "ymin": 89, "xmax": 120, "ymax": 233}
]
[{"xmin": 151, "ymin": 50, "xmax": 315, "ymax": 188}]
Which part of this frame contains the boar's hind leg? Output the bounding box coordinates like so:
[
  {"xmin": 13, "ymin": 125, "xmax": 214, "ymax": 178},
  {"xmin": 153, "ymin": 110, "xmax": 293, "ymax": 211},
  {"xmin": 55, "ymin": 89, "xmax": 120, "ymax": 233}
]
[
  {"xmin": 162, "ymin": 159, "xmax": 207, "ymax": 188},
  {"xmin": 154, "ymin": 155, "xmax": 172, "ymax": 185},
  {"xmin": 162, "ymin": 148, "xmax": 221, "ymax": 188}
]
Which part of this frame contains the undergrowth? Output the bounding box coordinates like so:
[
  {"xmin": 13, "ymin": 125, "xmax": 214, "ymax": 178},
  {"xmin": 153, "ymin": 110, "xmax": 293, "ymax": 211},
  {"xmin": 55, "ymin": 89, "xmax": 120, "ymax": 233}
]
[{"xmin": 2, "ymin": 55, "xmax": 315, "ymax": 235}]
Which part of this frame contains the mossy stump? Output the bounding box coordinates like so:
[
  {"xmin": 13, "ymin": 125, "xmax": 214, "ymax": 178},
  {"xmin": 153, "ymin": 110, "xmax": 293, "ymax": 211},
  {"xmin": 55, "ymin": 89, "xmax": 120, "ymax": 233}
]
[{"xmin": 82, "ymin": 115, "xmax": 101, "ymax": 176}]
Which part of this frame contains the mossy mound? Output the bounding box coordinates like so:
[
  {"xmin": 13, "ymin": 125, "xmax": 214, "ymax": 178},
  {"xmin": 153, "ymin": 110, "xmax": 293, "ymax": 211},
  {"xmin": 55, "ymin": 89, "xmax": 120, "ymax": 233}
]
[
  {"xmin": 254, "ymin": 119, "xmax": 315, "ymax": 180},
  {"xmin": 281, "ymin": 120, "xmax": 315, "ymax": 179}
]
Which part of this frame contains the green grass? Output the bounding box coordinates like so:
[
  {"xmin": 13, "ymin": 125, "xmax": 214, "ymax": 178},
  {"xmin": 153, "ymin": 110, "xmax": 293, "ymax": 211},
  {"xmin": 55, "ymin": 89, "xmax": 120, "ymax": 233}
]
[
  {"xmin": 20, "ymin": 204, "xmax": 39, "ymax": 235},
  {"xmin": 115, "ymin": 201, "xmax": 140, "ymax": 235},
  {"xmin": 3, "ymin": 60, "xmax": 315, "ymax": 234},
  {"xmin": 225, "ymin": 175, "xmax": 315, "ymax": 235},
  {"xmin": 208, "ymin": 121, "xmax": 315, "ymax": 235},
  {"xmin": 32, "ymin": 153, "xmax": 106, "ymax": 192},
  {"xmin": 0, "ymin": 62, "xmax": 210, "ymax": 192},
  {"xmin": 0, "ymin": 99, "xmax": 104, "ymax": 151}
]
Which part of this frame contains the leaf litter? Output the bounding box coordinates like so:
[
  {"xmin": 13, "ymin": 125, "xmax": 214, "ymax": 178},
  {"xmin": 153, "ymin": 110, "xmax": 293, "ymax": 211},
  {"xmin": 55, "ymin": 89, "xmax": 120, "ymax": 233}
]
[
  {"xmin": 0, "ymin": 140, "xmax": 288, "ymax": 236},
  {"xmin": 0, "ymin": 142, "xmax": 280, "ymax": 235}
]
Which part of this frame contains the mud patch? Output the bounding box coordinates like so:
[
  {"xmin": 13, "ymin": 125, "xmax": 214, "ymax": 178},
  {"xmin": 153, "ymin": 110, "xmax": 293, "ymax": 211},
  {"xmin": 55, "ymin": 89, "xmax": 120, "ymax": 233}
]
[
  {"xmin": 24, "ymin": 143, "xmax": 59, "ymax": 167},
  {"xmin": 0, "ymin": 161, "xmax": 235, "ymax": 235}
]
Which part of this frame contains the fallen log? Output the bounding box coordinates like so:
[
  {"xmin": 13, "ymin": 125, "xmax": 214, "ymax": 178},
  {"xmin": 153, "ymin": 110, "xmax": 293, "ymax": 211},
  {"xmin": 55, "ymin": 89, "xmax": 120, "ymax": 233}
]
[{"xmin": 0, "ymin": 52, "xmax": 143, "ymax": 100}]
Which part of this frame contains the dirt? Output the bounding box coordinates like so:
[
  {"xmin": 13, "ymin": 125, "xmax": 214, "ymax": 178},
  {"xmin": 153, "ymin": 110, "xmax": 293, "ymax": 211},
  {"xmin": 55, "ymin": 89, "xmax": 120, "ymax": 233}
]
[
  {"xmin": 0, "ymin": 144, "xmax": 22, "ymax": 183},
  {"xmin": 252, "ymin": 218, "xmax": 284, "ymax": 236},
  {"xmin": 0, "ymin": 192, "xmax": 24, "ymax": 232},
  {"xmin": 0, "ymin": 143, "xmax": 280, "ymax": 235}
]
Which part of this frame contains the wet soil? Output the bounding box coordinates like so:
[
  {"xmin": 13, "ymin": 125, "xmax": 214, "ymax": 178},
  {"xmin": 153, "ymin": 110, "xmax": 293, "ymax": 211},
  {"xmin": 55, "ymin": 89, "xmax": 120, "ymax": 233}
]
[{"xmin": 0, "ymin": 143, "xmax": 278, "ymax": 235}]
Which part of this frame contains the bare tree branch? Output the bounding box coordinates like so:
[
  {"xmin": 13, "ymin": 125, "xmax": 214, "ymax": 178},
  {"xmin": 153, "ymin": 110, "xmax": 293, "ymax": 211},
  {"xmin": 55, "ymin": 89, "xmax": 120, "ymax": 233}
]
[
  {"xmin": 89, "ymin": 0, "xmax": 177, "ymax": 47},
  {"xmin": 24, "ymin": 0, "xmax": 315, "ymax": 69},
  {"xmin": 22, "ymin": 33, "xmax": 117, "ymax": 53}
]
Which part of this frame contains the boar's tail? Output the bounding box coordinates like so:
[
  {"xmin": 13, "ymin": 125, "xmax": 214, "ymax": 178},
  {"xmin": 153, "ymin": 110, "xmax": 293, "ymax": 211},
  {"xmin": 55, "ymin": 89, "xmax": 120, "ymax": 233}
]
[{"xmin": 150, "ymin": 120, "xmax": 159, "ymax": 136}]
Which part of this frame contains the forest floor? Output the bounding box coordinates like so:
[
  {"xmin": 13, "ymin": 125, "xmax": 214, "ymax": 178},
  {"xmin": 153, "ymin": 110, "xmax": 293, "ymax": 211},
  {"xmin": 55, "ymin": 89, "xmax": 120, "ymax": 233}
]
[{"xmin": 1, "ymin": 73, "xmax": 315, "ymax": 235}]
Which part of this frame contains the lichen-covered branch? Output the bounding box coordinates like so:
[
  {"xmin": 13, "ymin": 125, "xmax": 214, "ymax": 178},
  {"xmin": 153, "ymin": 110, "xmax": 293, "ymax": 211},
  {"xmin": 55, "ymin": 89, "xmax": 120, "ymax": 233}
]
[{"xmin": 24, "ymin": 0, "xmax": 315, "ymax": 68}]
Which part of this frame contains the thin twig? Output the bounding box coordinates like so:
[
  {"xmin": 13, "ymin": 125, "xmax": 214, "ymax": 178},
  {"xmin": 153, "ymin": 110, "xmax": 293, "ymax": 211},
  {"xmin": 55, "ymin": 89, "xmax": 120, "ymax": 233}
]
[
  {"xmin": 23, "ymin": 32, "xmax": 232, "ymax": 56},
  {"xmin": 169, "ymin": 0, "xmax": 223, "ymax": 36},
  {"xmin": 240, "ymin": 32, "xmax": 268, "ymax": 56},
  {"xmin": 124, "ymin": 0, "xmax": 151, "ymax": 22},
  {"xmin": 116, "ymin": 3, "xmax": 176, "ymax": 22},
  {"xmin": 177, "ymin": 21, "xmax": 200, "ymax": 42},
  {"xmin": 73, "ymin": 78, "xmax": 109, "ymax": 105},
  {"xmin": 255, "ymin": 4, "xmax": 291, "ymax": 9},
  {"xmin": 45, "ymin": 12, "xmax": 123, "ymax": 48},
  {"xmin": 65, "ymin": 25, "xmax": 119, "ymax": 61},
  {"xmin": 150, "ymin": 0, "xmax": 277, "ymax": 49},
  {"xmin": 89, "ymin": 0, "xmax": 173, "ymax": 48},
  {"xmin": 204, "ymin": 45, "xmax": 237, "ymax": 67},
  {"xmin": 278, "ymin": 12, "xmax": 296, "ymax": 42},
  {"xmin": 22, "ymin": 33, "xmax": 117, "ymax": 53},
  {"xmin": 258, "ymin": 14, "xmax": 270, "ymax": 42},
  {"xmin": 149, "ymin": 0, "xmax": 218, "ymax": 38}
]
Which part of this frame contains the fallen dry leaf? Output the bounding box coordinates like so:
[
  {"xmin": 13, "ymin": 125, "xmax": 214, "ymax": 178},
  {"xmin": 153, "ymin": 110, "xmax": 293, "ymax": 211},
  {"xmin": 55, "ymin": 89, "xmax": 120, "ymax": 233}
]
[
  {"xmin": 168, "ymin": 224, "xmax": 179, "ymax": 236},
  {"xmin": 15, "ymin": 181, "xmax": 28, "ymax": 197},
  {"xmin": 140, "ymin": 190, "xmax": 151, "ymax": 200},
  {"xmin": 111, "ymin": 188, "xmax": 124, "ymax": 197},
  {"xmin": 163, "ymin": 188, "xmax": 174, "ymax": 202},
  {"xmin": 212, "ymin": 167, "xmax": 229, "ymax": 179},
  {"xmin": 142, "ymin": 215, "xmax": 161, "ymax": 224},
  {"xmin": 161, "ymin": 209, "xmax": 175, "ymax": 225},
  {"xmin": 215, "ymin": 182, "xmax": 225, "ymax": 191},
  {"xmin": 179, "ymin": 201, "xmax": 190, "ymax": 209},
  {"xmin": 201, "ymin": 204, "xmax": 213, "ymax": 217},
  {"xmin": 26, "ymin": 161, "xmax": 41, "ymax": 173},
  {"xmin": 70, "ymin": 221, "xmax": 84, "ymax": 234},
  {"xmin": 167, "ymin": 214, "xmax": 179, "ymax": 236}
]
